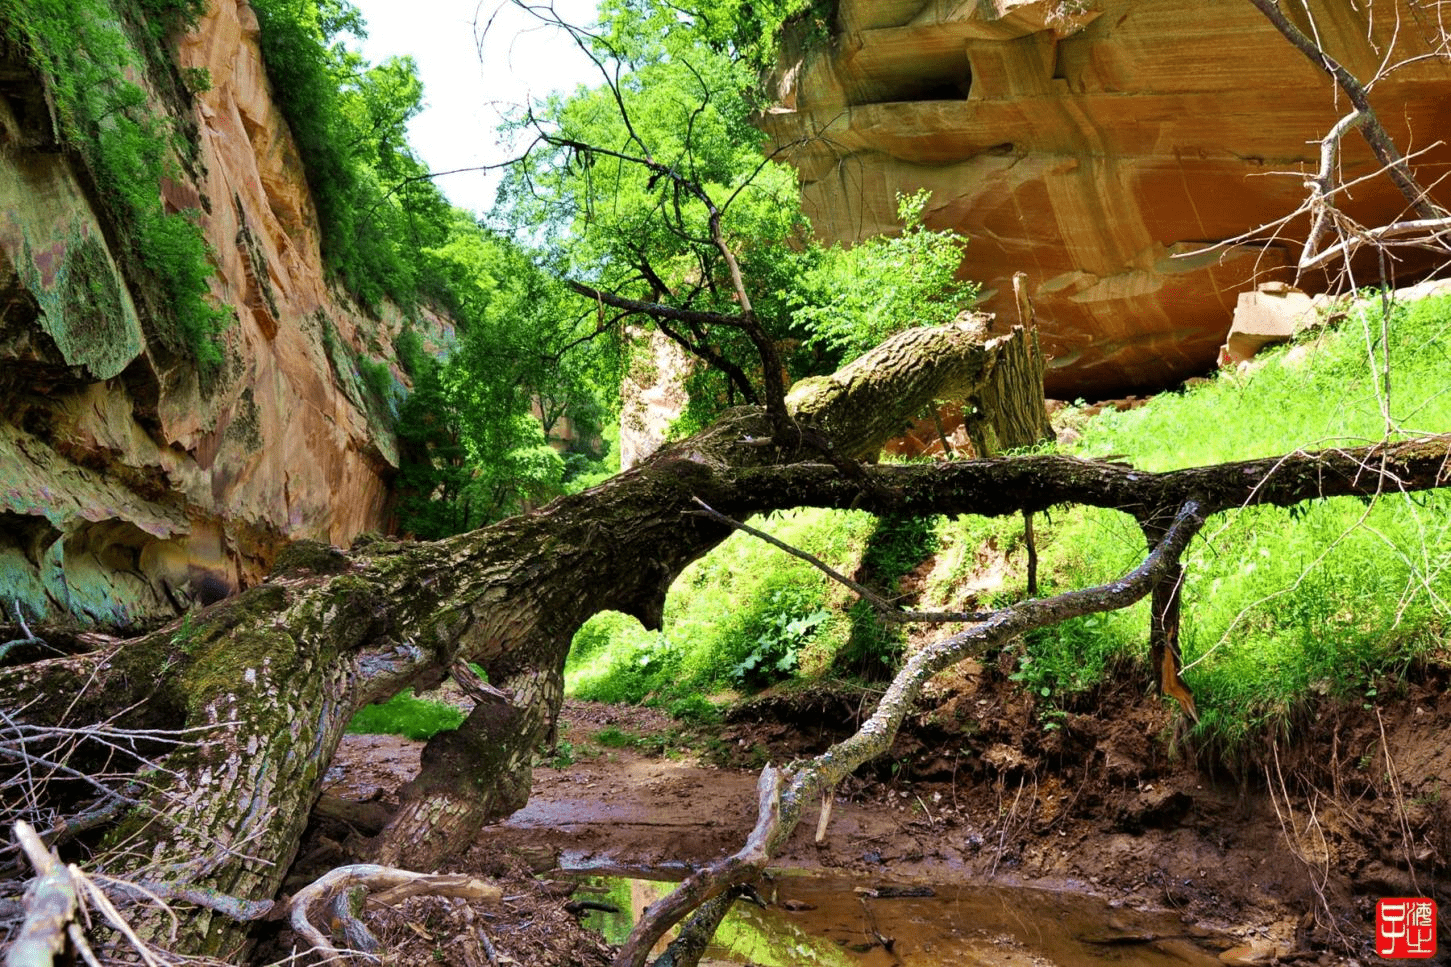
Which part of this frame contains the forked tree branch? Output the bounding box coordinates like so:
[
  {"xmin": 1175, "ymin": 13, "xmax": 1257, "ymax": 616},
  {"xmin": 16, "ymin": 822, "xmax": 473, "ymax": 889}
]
[
  {"xmin": 615, "ymin": 501, "xmax": 1206, "ymax": 967},
  {"xmin": 1247, "ymin": 0, "xmax": 1445, "ymax": 220},
  {"xmin": 287, "ymin": 864, "xmax": 502, "ymax": 963}
]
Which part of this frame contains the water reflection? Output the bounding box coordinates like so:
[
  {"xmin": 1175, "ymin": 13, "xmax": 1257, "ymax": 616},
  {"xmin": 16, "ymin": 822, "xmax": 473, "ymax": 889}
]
[{"xmin": 575, "ymin": 874, "xmax": 1225, "ymax": 966}]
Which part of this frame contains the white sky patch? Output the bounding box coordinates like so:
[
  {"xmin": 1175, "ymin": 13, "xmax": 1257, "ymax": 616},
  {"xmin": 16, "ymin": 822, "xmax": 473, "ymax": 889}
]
[{"xmin": 347, "ymin": 0, "xmax": 602, "ymax": 215}]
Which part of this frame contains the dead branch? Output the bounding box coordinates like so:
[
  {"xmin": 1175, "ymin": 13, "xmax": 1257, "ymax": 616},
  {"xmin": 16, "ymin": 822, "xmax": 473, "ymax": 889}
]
[
  {"xmin": 286, "ymin": 864, "xmax": 502, "ymax": 964},
  {"xmin": 6, "ymin": 821, "xmax": 76, "ymax": 967},
  {"xmin": 689, "ymin": 499, "xmax": 990, "ymax": 623},
  {"xmin": 0, "ymin": 601, "xmax": 54, "ymax": 661},
  {"xmin": 707, "ymin": 435, "xmax": 1451, "ymax": 525},
  {"xmin": 1300, "ymin": 216, "xmax": 1451, "ymax": 272},
  {"xmin": 613, "ymin": 501, "xmax": 1206, "ymax": 967},
  {"xmin": 1247, "ymin": 0, "xmax": 1445, "ymax": 220},
  {"xmin": 3, "ymin": 821, "xmax": 247, "ymax": 967}
]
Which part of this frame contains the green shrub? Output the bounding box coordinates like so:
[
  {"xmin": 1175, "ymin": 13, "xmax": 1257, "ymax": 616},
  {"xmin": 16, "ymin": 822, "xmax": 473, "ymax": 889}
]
[
  {"xmin": 667, "ymin": 694, "xmax": 722, "ymax": 725},
  {"xmin": 358, "ymin": 355, "xmax": 395, "ymax": 408},
  {"xmin": 565, "ymin": 509, "xmax": 875, "ymax": 702},
  {"xmin": 728, "ymin": 589, "xmax": 830, "ymax": 688},
  {"xmin": 593, "ymin": 726, "xmax": 636, "ymax": 748}
]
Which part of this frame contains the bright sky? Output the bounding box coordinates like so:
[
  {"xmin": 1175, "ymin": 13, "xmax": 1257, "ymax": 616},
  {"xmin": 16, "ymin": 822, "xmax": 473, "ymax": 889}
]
[{"xmin": 346, "ymin": 0, "xmax": 602, "ymax": 215}]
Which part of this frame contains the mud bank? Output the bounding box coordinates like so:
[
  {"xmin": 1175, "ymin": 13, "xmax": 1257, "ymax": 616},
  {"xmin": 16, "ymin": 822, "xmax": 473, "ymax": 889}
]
[{"xmin": 315, "ymin": 678, "xmax": 1450, "ymax": 965}]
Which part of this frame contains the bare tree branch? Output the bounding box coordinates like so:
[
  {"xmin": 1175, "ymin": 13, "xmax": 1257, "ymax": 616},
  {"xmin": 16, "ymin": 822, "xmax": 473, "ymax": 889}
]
[
  {"xmin": 286, "ymin": 864, "xmax": 502, "ymax": 964},
  {"xmin": 614, "ymin": 501, "xmax": 1207, "ymax": 967},
  {"xmin": 1247, "ymin": 0, "xmax": 1445, "ymax": 220},
  {"xmin": 6, "ymin": 822, "xmax": 76, "ymax": 967},
  {"xmin": 690, "ymin": 498, "xmax": 990, "ymax": 623}
]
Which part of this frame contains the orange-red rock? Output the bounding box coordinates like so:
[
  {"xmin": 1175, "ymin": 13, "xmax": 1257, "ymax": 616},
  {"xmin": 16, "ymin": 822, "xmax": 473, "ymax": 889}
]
[
  {"xmin": 761, "ymin": 0, "xmax": 1451, "ymax": 397},
  {"xmin": 0, "ymin": 0, "xmax": 442, "ymax": 625}
]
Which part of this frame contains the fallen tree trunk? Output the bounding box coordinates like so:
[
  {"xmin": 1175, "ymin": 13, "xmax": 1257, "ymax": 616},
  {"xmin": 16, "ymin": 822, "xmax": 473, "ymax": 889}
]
[
  {"xmin": 0, "ymin": 320, "xmax": 1046, "ymax": 957},
  {"xmin": 1, "ymin": 315, "xmax": 1448, "ymax": 961}
]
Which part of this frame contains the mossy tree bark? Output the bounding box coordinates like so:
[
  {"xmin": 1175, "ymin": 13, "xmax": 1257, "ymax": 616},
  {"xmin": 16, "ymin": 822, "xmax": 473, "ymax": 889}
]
[{"xmin": 0, "ymin": 320, "xmax": 1046, "ymax": 956}]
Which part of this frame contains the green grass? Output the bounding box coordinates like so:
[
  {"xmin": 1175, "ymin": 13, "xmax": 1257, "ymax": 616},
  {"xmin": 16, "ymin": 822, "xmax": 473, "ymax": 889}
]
[
  {"xmin": 566, "ymin": 292, "xmax": 1451, "ymax": 759},
  {"xmin": 1075, "ymin": 294, "xmax": 1451, "ymax": 466},
  {"xmin": 984, "ymin": 294, "xmax": 1451, "ymax": 750},
  {"xmin": 346, "ymin": 689, "xmax": 465, "ymax": 740},
  {"xmin": 565, "ymin": 508, "xmax": 878, "ymax": 703}
]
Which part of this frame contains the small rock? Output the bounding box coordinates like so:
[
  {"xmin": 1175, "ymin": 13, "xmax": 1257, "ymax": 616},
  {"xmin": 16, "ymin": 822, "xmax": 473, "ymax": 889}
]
[
  {"xmin": 1219, "ymin": 942, "xmax": 1277, "ymax": 965},
  {"xmin": 1104, "ymin": 749, "xmax": 1145, "ymax": 784},
  {"xmin": 1114, "ymin": 787, "xmax": 1192, "ymax": 833}
]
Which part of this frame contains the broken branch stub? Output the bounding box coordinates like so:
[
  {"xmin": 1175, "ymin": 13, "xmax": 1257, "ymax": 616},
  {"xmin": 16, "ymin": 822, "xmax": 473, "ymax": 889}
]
[{"xmin": 784, "ymin": 319, "xmax": 1052, "ymax": 461}]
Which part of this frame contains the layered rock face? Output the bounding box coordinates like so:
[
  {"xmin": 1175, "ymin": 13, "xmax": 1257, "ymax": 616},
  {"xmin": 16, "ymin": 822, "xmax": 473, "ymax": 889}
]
[
  {"xmin": 761, "ymin": 0, "xmax": 1451, "ymax": 398},
  {"xmin": 0, "ymin": 0, "xmax": 434, "ymax": 626}
]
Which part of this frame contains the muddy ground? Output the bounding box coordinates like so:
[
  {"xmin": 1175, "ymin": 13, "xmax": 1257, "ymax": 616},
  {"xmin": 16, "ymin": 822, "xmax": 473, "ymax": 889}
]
[{"xmin": 290, "ymin": 660, "xmax": 1450, "ymax": 966}]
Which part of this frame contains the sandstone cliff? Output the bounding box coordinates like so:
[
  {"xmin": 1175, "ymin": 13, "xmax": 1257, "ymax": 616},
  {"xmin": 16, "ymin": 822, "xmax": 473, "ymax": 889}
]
[
  {"xmin": 761, "ymin": 0, "xmax": 1451, "ymax": 397},
  {"xmin": 0, "ymin": 0, "xmax": 438, "ymax": 626}
]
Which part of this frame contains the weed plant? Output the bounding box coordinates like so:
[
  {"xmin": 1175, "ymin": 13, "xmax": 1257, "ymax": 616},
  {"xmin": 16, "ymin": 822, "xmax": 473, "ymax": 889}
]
[{"xmin": 836, "ymin": 512, "xmax": 940, "ymax": 679}]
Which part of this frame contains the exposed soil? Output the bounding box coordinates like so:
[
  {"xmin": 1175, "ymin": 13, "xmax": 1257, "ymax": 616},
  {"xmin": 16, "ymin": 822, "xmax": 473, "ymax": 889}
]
[{"xmin": 288, "ymin": 656, "xmax": 1451, "ymax": 967}]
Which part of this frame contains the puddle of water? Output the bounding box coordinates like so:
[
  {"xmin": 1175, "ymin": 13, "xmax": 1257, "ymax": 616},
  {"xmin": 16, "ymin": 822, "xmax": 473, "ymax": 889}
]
[{"xmin": 572, "ymin": 873, "xmax": 1225, "ymax": 967}]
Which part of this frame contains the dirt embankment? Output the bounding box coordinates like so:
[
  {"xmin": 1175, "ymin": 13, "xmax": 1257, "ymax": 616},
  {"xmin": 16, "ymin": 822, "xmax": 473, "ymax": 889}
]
[{"xmin": 304, "ymin": 662, "xmax": 1449, "ymax": 967}]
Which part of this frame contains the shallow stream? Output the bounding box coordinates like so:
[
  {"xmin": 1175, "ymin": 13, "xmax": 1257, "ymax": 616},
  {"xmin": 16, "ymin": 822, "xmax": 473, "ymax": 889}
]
[{"xmin": 573, "ymin": 872, "xmax": 1227, "ymax": 966}]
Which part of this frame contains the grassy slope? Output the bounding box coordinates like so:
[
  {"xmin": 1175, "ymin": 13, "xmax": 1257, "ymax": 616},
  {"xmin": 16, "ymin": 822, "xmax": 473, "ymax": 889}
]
[
  {"xmin": 932, "ymin": 294, "xmax": 1451, "ymax": 751},
  {"xmin": 567, "ymin": 509, "xmax": 879, "ymax": 704}
]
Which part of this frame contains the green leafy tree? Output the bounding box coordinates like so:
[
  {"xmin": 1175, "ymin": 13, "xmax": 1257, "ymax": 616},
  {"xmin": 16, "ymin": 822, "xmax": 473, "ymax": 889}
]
[
  {"xmin": 791, "ymin": 189, "xmax": 978, "ymax": 365},
  {"xmin": 595, "ymin": 0, "xmax": 833, "ymax": 71},
  {"xmin": 394, "ymin": 217, "xmax": 612, "ymax": 536},
  {"xmin": 248, "ymin": 0, "xmax": 614, "ymax": 535},
  {"xmin": 249, "ymin": 0, "xmax": 453, "ymax": 309},
  {"xmin": 495, "ymin": 0, "xmax": 974, "ymax": 438},
  {"xmin": 495, "ymin": 4, "xmax": 813, "ymax": 438}
]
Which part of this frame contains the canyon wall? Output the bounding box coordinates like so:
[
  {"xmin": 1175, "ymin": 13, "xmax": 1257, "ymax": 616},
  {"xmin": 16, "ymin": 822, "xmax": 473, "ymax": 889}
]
[
  {"xmin": 0, "ymin": 0, "xmax": 440, "ymax": 626},
  {"xmin": 761, "ymin": 0, "xmax": 1451, "ymax": 397}
]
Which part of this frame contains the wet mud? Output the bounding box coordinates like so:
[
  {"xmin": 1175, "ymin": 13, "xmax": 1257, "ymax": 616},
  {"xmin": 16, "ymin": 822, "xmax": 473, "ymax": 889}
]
[{"xmin": 319, "ymin": 670, "xmax": 1451, "ymax": 965}]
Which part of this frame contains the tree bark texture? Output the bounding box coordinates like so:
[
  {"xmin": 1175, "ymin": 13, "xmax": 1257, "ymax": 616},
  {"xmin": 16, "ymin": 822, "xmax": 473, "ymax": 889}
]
[{"xmin": 0, "ymin": 321, "xmax": 1048, "ymax": 957}]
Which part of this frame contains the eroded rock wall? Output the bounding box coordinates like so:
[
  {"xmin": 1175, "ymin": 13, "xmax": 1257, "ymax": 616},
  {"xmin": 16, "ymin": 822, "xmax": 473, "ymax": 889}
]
[
  {"xmin": 0, "ymin": 0, "xmax": 444, "ymax": 626},
  {"xmin": 761, "ymin": 0, "xmax": 1451, "ymax": 397}
]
